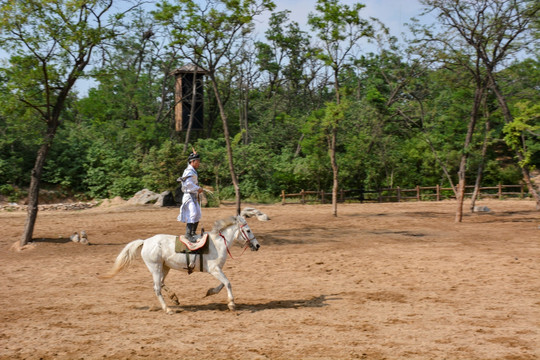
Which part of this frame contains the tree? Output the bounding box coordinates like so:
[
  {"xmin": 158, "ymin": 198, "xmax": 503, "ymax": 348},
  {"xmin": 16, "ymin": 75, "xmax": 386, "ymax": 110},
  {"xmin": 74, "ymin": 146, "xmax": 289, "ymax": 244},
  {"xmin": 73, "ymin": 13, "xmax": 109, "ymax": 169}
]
[
  {"xmin": 78, "ymin": 8, "xmax": 179, "ymax": 152},
  {"xmin": 154, "ymin": 0, "xmax": 275, "ymax": 215},
  {"xmin": 0, "ymin": 0, "xmax": 129, "ymax": 246},
  {"xmin": 503, "ymin": 100, "xmax": 540, "ymax": 183},
  {"xmin": 308, "ymin": 0, "xmax": 373, "ymax": 216},
  {"xmin": 255, "ymin": 11, "xmax": 314, "ymax": 114},
  {"xmin": 418, "ymin": 0, "xmax": 540, "ymax": 211},
  {"xmin": 253, "ymin": 11, "xmax": 318, "ymax": 159}
]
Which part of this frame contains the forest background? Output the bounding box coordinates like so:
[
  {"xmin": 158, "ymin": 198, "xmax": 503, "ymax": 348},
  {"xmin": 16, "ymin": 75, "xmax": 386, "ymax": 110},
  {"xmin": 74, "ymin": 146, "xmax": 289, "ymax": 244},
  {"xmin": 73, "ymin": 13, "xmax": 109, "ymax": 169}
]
[{"xmin": 0, "ymin": 0, "xmax": 539, "ymax": 215}]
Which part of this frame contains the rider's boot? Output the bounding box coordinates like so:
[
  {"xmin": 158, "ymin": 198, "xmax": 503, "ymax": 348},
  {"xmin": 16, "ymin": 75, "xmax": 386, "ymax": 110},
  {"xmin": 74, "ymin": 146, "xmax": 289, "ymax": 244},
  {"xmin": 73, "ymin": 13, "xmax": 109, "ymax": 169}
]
[{"xmin": 185, "ymin": 223, "xmax": 194, "ymax": 242}]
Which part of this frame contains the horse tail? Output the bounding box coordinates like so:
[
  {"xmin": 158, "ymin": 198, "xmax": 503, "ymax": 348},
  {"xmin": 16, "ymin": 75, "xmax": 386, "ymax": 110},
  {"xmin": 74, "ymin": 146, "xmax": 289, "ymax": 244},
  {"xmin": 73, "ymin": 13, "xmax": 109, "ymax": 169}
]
[{"xmin": 99, "ymin": 239, "xmax": 145, "ymax": 279}]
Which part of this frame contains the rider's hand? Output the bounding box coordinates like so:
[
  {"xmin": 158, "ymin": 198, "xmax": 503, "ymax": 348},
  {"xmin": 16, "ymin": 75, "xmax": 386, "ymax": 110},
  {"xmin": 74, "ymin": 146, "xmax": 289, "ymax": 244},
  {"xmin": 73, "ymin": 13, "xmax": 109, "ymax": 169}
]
[{"xmin": 198, "ymin": 188, "xmax": 204, "ymax": 194}]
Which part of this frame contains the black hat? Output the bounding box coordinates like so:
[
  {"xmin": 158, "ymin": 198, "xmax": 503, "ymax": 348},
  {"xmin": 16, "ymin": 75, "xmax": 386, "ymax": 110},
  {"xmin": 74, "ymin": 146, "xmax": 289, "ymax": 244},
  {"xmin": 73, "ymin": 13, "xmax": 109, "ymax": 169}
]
[{"xmin": 188, "ymin": 152, "xmax": 200, "ymax": 162}]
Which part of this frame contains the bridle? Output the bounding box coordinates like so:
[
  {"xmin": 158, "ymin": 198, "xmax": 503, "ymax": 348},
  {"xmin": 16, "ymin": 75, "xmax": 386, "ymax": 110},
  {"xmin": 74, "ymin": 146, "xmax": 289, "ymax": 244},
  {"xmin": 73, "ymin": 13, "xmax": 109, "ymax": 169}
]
[{"xmin": 219, "ymin": 220, "xmax": 255, "ymax": 259}]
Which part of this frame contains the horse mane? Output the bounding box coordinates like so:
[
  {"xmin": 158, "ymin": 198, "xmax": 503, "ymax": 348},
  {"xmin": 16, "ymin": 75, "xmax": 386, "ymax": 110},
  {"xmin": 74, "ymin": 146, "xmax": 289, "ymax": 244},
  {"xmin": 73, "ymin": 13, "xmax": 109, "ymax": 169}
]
[{"xmin": 211, "ymin": 216, "xmax": 237, "ymax": 233}]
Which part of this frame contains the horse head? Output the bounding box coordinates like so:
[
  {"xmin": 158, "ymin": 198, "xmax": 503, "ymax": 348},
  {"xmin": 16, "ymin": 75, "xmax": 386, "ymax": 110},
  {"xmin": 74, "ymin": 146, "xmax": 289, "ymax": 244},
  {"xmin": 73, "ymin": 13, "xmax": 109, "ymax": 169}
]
[{"xmin": 235, "ymin": 215, "xmax": 260, "ymax": 251}]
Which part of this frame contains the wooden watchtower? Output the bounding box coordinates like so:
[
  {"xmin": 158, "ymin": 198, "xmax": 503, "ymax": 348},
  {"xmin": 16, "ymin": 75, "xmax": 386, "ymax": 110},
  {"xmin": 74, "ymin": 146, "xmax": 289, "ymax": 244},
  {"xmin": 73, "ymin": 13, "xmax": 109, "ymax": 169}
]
[{"xmin": 171, "ymin": 64, "xmax": 207, "ymax": 132}]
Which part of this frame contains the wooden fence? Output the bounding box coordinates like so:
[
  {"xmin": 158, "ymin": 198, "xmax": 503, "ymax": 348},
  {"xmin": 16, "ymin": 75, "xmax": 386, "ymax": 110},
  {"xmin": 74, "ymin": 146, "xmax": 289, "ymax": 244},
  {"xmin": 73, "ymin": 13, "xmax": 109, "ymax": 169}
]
[{"xmin": 281, "ymin": 184, "xmax": 528, "ymax": 205}]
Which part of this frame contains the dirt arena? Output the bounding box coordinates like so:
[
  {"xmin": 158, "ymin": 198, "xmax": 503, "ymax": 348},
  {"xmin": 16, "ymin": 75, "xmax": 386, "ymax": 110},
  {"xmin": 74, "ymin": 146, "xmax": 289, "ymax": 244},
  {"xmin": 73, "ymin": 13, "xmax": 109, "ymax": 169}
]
[{"xmin": 1, "ymin": 199, "xmax": 539, "ymax": 359}]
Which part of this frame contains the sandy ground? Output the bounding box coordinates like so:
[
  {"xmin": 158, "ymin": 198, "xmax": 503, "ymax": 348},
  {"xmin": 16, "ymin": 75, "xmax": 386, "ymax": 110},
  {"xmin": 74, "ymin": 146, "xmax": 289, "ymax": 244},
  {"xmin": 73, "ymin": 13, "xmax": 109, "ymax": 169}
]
[{"xmin": 0, "ymin": 199, "xmax": 539, "ymax": 360}]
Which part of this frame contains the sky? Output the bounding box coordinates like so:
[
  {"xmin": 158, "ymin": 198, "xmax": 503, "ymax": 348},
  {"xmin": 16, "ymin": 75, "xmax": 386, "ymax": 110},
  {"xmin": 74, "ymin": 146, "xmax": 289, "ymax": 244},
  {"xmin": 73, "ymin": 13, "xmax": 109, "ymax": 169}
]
[
  {"xmin": 263, "ymin": 0, "xmax": 427, "ymax": 39},
  {"xmin": 250, "ymin": 0, "xmax": 432, "ymax": 58},
  {"xmin": 0, "ymin": 0, "xmax": 432, "ymax": 95}
]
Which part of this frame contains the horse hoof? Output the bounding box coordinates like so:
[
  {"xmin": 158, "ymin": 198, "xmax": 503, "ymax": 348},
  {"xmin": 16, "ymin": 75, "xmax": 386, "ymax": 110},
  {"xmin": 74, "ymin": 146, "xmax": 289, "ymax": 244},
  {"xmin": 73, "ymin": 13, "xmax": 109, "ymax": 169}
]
[
  {"xmin": 166, "ymin": 308, "xmax": 174, "ymax": 315},
  {"xmin": 228, "ymin": 303, "xmax": 236, "ymax": 311},
  {"xmin": 169, "ymin": 294, "xmax": 180, "ymax": 305}
]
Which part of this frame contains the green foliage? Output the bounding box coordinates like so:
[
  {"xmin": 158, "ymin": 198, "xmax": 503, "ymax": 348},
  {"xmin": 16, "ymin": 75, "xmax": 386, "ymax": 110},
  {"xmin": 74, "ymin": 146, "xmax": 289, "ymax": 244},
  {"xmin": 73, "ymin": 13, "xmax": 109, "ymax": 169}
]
[
  {"xmin": 0, "ymin": 1, "xmax": 537, "ymax": 206},
  {"xmin": 0, "ymin": 184, "xmax": 27, "ymax": 203},
  {"xmin": 483, "ymin": 159, "xmax": 522, "ymax": 185},
  {"xmin": 503, "ymin": 101, "xmax": 540, "ymax": 168},
  {"xmin": 155, "ymin": 0, "xmax": 276, "ymax": 67},
  {"xmin": 140, "ymin": 141, "xmax": 186, "ymax": 192},
  {"xmin": 195, "ymin": 137, "xmax": 229, "ymax": 190},
  {"xmin": 42, "ymin": 125, "xmax": 91, "ymax": 190},
  {"xmin": 308, "ymin": 0, "xmax": 372, "ymax": 71},
  {"xmin": 83, "ymin": 141, "xmax": 144, "ymax": 199},
  {"xmin": 0, "ymin": 62, "xmax": 46, "ymax": 186},
  {"xmin": 0, "ymin": 0, "xmax": 120, "ymax": 118}
]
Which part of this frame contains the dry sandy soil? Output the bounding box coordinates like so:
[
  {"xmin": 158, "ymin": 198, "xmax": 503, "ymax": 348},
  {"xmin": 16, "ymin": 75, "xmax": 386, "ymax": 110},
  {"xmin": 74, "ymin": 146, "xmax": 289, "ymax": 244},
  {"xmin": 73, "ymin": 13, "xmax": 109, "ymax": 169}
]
[{"xmin": 1, "ymin": 199, "xmax": 539, "ymax": 360}]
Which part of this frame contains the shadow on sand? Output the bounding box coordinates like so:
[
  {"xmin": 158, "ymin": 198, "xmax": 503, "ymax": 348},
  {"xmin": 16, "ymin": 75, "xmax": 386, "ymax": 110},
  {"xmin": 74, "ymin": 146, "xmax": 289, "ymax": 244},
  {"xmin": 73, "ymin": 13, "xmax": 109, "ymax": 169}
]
[
  {"xmin": 31, "ymin": 237, "xmax": 72, "ymax": 244},
  {"xmin": 30, "ymin": 238, "xmax": 123, "ymax": 246},
  {"xmin": 134, "ymin": 294, "xmax": 337, "ymax": 313}
]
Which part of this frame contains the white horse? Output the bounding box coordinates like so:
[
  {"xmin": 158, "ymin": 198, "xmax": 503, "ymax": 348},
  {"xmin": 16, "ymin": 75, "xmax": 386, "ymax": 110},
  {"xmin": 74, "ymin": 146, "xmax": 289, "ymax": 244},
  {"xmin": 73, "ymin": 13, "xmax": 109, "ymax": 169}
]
[{"xmin": 101, "ymin": 209, "xmax": 265, "ymax": 314}]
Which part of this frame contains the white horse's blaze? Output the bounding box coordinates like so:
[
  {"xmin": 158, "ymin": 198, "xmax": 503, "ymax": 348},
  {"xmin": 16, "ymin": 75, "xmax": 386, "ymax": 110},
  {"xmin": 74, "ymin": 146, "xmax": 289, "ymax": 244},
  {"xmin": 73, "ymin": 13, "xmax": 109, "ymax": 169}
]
[{"xmin": 101, "ymin": 210, "xmax": 267, "ymax": 314}]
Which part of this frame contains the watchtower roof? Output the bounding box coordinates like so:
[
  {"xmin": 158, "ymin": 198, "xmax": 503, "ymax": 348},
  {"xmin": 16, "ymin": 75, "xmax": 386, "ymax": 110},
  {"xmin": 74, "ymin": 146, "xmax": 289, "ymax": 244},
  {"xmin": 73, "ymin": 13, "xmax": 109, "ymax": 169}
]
[{"xmin": 171, "ymin": 64, "xmax": 207, "ymax": 75}]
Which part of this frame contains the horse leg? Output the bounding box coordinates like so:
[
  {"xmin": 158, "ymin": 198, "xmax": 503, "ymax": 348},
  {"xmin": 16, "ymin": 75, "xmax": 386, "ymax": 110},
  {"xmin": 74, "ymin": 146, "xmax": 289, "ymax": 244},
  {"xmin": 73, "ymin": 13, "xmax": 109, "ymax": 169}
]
[
  {"xmin": 161, "ymin": 266, "xmax": 180, "ymax": 306},
  {"xmin": 208, "ymin": 268, "xmax": 236, "ymax": 311},
  {"xmin": 148, "ymin": 262, "xmax": 174, "ymax": 314},
  {"xmin": 205, "ymin": 283, "xmax": 224, "ymax": 297}
]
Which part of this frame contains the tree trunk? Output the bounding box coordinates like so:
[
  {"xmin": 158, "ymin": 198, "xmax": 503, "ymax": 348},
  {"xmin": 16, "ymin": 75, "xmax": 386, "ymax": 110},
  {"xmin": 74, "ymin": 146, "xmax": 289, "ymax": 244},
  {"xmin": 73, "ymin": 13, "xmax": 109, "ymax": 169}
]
[
  {"xmin": 209, "ymin": 73, "xmax": 241, "ymax": 215},
  {"xmin": 330, "ymin": 127, "xmax": 339, "ymax": 217},
  {"xmin": 243, "ymin": 88, "xmax": 249, "ymax": 145},
  {"xmin": 294, "ymin": 134, "xmax": 304, "ymax": 157},
  {"xmin": 455, "ymin": 85, "xmax": 483, "ymax": 222},
  {"xmin": 183, "ymin": 71, "xmax": 199, "ymax": 153},
  {"xmin": 519, "ymin": 165, "xmax": 539, "ymax": 210},
  {"xmin": 488, "ymin": 75, "xmax": 540, "ymax": 209},
  {"xmin": 455, "ymin": 177, "xmax": 467, "ymax": 222},
  {"xmin": 471, "ymin": 111, "xmax": 491, "ymax": 212},
  {"xmin": 20, "ymin": 122, "xmax": 57, "ymax": 246},
  {"xmin": 331, "ymin": 69, "xmax": 340, "ymax": 217},
  {"xmin": 238, "ymin": 82, "xmax": 249, "ymax": 145}
]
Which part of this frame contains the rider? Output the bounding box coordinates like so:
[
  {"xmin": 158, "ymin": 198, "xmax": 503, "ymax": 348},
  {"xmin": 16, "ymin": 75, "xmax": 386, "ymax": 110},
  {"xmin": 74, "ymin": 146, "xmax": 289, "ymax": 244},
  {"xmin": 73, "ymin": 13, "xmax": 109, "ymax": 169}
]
[{"xmin": 177, "ymin": 151, "xmax": 204, "ymax": 242}]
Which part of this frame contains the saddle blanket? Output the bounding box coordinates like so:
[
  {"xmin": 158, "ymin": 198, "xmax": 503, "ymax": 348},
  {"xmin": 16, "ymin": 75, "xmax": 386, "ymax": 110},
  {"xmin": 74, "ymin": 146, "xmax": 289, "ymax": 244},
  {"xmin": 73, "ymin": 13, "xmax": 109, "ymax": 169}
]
[{"xmin": 175, "ymin": 233, "xmax": 209, "ymax": 253}]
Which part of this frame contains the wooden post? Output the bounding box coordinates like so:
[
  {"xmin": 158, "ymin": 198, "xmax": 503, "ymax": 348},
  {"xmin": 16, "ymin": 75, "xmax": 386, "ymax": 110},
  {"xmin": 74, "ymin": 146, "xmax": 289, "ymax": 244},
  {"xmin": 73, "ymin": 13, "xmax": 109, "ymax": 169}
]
[
  {"xmin": 416, "ymin": 185, "xmax": 420, "ymax": 201},
  {"xmin": 436, "ymin": 184, "xmax": 440, "ymax": 201},
  {"xmin": 498, "ymin": 183, "xmax": 502, "ymax": 200},
  {"xmin": 281, "ymin": 190, "xmax": 285, "ymax": 205},
  {"xmin": 397, "ymin": 186, "xmax": 401, "ymax": 202},
  {"xmin": 520, "ymin": 184, "xmax": 524, "ymax": 199},
  {"xmin": 321, "ymin": 190, "xmax": 325, "ymax": 204},
  {"xmin": 301, "ymin": 189, "xmax": 305, "ymax": 204}
]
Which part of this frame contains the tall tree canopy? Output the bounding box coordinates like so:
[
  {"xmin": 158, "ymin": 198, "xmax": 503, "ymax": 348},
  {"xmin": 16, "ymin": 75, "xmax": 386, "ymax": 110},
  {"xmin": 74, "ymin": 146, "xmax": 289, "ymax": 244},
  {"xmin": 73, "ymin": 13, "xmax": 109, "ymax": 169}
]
[
  {"xmin": 415, "ymin": 0, "xmax": 540, "ymax": 212},
  {"xmin": 308, "ymin": 0, "xmax": 374, "ymax": 216},
  {"xmin": 0, "ymin": 0, "xmax": 130, "ymax": 246}
]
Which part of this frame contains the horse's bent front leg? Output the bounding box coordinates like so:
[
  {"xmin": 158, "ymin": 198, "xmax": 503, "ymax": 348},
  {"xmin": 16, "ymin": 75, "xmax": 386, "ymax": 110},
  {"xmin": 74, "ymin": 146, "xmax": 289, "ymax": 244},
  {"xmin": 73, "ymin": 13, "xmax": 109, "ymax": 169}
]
[
  {"xmin": 162, "ymin": 284, "xmax": 180, "ymax": 305},
  {"xmin": 208, "ymin": 268, "xmax": 235, "ymax": 311},
  {"xmin": 205, "ymin": 283, "xmax": 224, "ymax": 297}
]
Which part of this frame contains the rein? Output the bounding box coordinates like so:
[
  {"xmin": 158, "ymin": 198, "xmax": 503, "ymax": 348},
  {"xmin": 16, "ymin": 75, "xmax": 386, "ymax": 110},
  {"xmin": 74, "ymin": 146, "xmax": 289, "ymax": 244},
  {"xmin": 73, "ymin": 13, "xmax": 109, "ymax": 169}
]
[{"xmin": 219, "ymin": 223, "xmax": 251, "ymax": 259}]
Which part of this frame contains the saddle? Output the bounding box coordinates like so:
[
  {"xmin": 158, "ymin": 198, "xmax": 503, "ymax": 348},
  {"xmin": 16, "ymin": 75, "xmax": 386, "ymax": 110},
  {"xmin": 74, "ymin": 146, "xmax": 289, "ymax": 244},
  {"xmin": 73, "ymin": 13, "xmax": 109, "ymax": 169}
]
[
  {"xmin": 176, "ymin": 233, "xmax": 209, "ymax": 252},
  {"xmin": 175, "ymin": 233, "xmax": 209, "ymax": 274}
]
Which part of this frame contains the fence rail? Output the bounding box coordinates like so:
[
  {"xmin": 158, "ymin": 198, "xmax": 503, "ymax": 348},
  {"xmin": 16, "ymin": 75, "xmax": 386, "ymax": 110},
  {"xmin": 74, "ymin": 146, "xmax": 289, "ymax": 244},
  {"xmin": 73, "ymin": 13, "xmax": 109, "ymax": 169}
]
[{"xmin": 281, "ymin": 184, "xmax": 528, "ymax": 205}]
